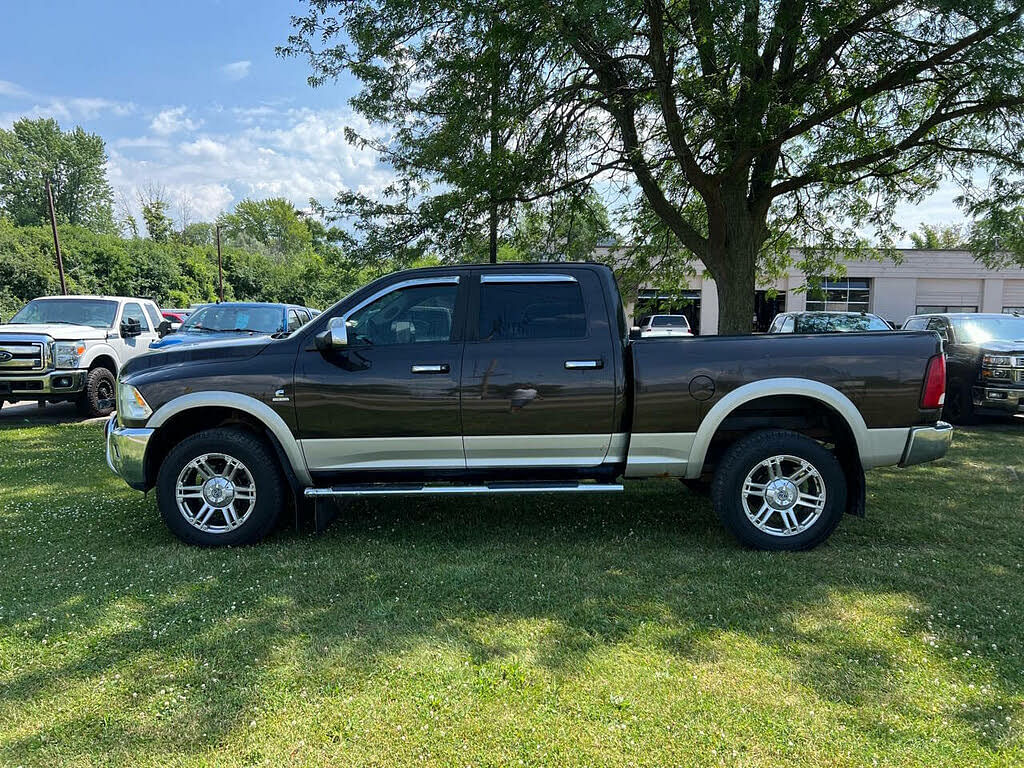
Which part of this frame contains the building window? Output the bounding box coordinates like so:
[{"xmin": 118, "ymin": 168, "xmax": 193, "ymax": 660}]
[
  {"xmin": 916, "ymin": 305, "xmax": 978, "ymax": 314},
  {"xmin": 1003, "ymin": 307, "xmax": 1024, "ymax": 315},
  {"xmin": 805, "ymin": 278, "xmax": 870, "ymax": 312}
]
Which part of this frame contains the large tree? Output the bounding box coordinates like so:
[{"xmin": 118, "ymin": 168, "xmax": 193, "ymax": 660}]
[
  {"xmin": 283, "ymin": 0, "xmax": 1024, "ymax": 333},
  {"xmin": 0, "ymin": 117, "xmax": 115, "ymax": 233}
]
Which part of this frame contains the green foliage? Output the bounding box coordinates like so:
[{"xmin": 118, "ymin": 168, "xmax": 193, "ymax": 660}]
[
  {"xmin": 0, "ymin": 214, "xmax": 360, "ymax": 313},
  {"xmin": 0, "ymin": 118, "xmax": 115, "ymax": 233},
  {"xmin": 909, "ymin": 223, "xmax": 967, "ymax": 250},
  {"xmin": 141, "ymin": 199, "xmax": 173, "ymax": 243},
  {"xmin": 218, "ymin": 197, "xmax": 313, "ymax": 256},
  {"xmin": 283, "ymin": 1, "xmax": 1024, "ymax": 332},
  {"xmin": 508, "ymin": 191, "xmax": 613, "ymax": 263}
]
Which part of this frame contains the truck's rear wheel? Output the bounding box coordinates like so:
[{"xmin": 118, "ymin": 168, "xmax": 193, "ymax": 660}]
[
  {"xmin": 156, "ymin": 427, "xmax": 283, "ymax": 547},
  {"xmin": 77, "ymin": 367, "xmax": 115, "ymax": 418},
  {"xmin": 711, "ymin": 430, "xmax": 846, "ymax": 551},
  {"xmin": 943, "ymin": 380, "xmax": 978, "ymax": 425}
]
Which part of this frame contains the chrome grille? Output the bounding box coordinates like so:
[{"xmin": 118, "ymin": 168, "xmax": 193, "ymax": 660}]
[
  {"xmin": 0, "ymin": 341, "xmax": 45, "ymax": 371},
  {"xmin": 1016, "ymin": 370, "xmax": 1024, "ymax": 384},
  {"xmin": 1014, "ymin": 356, "xmax": 1024, "ymax": 368}
]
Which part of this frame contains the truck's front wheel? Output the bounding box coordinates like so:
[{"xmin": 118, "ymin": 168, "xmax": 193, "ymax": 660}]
[
  {"xmin": 77, "ymin": 367, "xmax": 116, "ymax": 418},
  {"xmin": 711, "ymin": 430, "xmax": 846, "ymax": 551},
  {"xmin": 156, "ymin": 428, "xmax": 284, "ymax": 547}
]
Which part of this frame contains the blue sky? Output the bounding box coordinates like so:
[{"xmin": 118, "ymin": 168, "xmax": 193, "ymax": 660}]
[
  {"xmin": 1, "ymin": 1, "xmax": 962, "ymax": 234},
  {"xmin": 0, "ymin": 0, "xmax": 391, "ymax": 223}
]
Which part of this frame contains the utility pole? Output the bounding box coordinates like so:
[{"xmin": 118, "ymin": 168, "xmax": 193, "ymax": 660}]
[
  {"xmin": 45, "ymin": 178, "xmax": 68, "ymax": 295},
  {"xmin": 215, "ymin": 224, "xmax": 224, "ymax": 302}
]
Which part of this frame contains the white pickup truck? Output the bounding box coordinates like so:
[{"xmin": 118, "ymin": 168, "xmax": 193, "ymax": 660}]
[{"xmin": 0, "ymin": 295, "xmax": 166, "ymax": 417}]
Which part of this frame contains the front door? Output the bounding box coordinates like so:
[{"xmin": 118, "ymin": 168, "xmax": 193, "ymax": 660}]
[
  {"xmin": 112, "ymin": 301, "xmax": 159, "ymax": 362},
  {"xmin": 294, "ymin": 275, "xmax": 468, "ymax": 473},
  {"xmin": 460, "ymin": 269, "xmax": 618, "ymax": 468}
]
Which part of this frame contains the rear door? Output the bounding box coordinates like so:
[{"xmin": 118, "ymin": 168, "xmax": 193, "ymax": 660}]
[{"xmin": 460, "ymin": 268, "xmax": 618, "ymax": 468}]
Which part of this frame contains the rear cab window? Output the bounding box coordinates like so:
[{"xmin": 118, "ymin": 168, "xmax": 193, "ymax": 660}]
[{"xmin": 477, "ymin": 275, "xmax": 586, "ymax": 341}]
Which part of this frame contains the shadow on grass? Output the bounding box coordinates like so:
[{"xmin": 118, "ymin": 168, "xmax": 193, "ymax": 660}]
[{"xmin": 0, "ymin": 420, "xmax": 1022, "ymax": 760}]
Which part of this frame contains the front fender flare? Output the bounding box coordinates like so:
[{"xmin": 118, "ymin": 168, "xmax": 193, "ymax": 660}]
[{"xmin": 148, "ymin": 391, "xmax": 312, "ymax": 486}]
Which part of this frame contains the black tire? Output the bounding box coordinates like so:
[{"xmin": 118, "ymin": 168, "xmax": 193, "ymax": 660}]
[
  {"xmin": 943, "ymin": 380, "xmax": 978, "ymax": 425},
  {"xmin": 711, "ymin": 430, "xmax": 847, "ymax": 551},
  {"xmin": 156, "ymin": 427, "xmax": 284, "ymax": 547},
  {"xmin": 77, "ymin": 366, "xmax": 116, "ymax": 417}
]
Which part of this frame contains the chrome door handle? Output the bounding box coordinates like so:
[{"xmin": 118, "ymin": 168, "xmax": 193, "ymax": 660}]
[
  {"xmin": 564, "ymin": 359, "xmax": 603, "ymax": 370},
  {"xmin": 411, "ymin": 363, "xmax": 450, "ymax": 374}
]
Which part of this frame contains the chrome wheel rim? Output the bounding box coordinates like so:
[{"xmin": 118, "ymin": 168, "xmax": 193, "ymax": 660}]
[
  {"xmin": 741, "ymin": 454, "xmax": 826, "ymax": 537},
  {"xmin": 175, "ymin": 452, "xmax": 256, "ymax": 534}
]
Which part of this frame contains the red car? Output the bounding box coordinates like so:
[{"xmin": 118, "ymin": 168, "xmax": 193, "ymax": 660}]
[{"xmin": 162, "ymin": 311, "xmax": 189, "ymax": 330}]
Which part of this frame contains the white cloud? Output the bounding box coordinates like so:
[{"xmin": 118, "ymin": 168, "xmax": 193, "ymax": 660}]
[
  {"xmin": 0, "ymin": 94, "xmax": 135, "ymax": 128},
  {"xmin": 150, "ymin": 106, "xmax": 200, "ymax": 136},
  {"xmin": 221, "ymin": 60, "xmax": 252, "ymax": 81},
  {"xmin": 108, "ymin": 107, "xmax": 395, "ymax": 224},
  {"xmin": 0, "ymin": 80, "xmax": 30, "ymax": 99}
]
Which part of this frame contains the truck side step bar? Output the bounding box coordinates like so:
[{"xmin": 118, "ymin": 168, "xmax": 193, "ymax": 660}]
[{"xmin": 304, "ymin": 481, "xmax": 624, "ymax": 498}]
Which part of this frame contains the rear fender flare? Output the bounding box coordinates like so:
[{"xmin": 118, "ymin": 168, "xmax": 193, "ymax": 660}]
[{"xmin": 685, "ymin": 378, "xmax": 869, "ymax": 479}]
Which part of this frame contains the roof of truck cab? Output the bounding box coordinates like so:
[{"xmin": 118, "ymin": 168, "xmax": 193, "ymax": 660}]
[{"xmin": 31, "ymin": 295, "xmax": 157, "ymax": 302}]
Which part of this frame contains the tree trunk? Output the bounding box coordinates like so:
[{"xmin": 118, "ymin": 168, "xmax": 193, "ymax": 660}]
[
  {"xmin": 713, "ymin": 261, "xmax": 756, "ymax": 335},
  {"xmin": 707, "ymin": 201, "xmax": 760, "ymax": 336}
]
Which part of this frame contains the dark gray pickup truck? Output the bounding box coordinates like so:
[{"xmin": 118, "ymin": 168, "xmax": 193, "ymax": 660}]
[{"xmin": 107, "ymin": 263, "xmax": 951, "ymax": 550}]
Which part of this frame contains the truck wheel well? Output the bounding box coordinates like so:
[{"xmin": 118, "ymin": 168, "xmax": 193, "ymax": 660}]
[
  {"xmin": 89, "ymin": 355, "xmax": 117, "ymax": 375},
  {"xmin": 702, "ymin": 395, "xmax": 858, "ymax": 474},
  {"xmin": 701, "ymin": 394, "xmax": 865, "ymax": 517},
  {"xmin": 144, "ymin": 406, "xmax": 282, "ymax": 489}
]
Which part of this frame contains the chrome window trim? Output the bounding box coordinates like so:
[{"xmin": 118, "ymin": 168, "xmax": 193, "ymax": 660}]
[
  {"xmin": 480, "ymin": 274, "xmax": 578, "ymax": 284},
  {"xmin": 341, "ymin": 276, "xmax": 461, "ymax": 324}
]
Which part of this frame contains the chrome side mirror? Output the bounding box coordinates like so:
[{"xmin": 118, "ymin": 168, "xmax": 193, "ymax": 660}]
[{"xmin": 315, "ymin": 316, "xmax": 348, "ymax": 351}]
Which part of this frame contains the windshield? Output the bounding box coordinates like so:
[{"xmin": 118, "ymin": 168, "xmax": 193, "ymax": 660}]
[
  {"xmin": 651, "ymin": 316, "xmax": 689, "ymax": 328},
  {"xmin": 951, "ymin": 315, "xmax": 1024, "ymax": 344},
  {"xmin": 796, "ymin": 314, "xmax": 889, "ymax": 333},
  {"xmin": 180, "ymin": 305, "xmax": 285, "ymax": 334},
  {"xmin": 9, "ymin": 298, "xmax": 119, "ymax": 328}
]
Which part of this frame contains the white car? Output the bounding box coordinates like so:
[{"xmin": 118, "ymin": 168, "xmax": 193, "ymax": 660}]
[
  {"xmin": 0, "ymin": 296, "xmax": 167, "ymax": 417},
  {"xmin": 638, "ymin": 314, "xmax": 693, "ymax": 337}
]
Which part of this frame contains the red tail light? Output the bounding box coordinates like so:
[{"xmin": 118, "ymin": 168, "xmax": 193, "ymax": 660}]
[{"xmin": 921, "ymin": 353, "xmax": 946, "ymax": 409}]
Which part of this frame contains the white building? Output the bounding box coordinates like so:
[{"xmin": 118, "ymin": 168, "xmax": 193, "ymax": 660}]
[{"xmin": 602, "ymin": 247, "xmax": 1024, "ymax": 335}]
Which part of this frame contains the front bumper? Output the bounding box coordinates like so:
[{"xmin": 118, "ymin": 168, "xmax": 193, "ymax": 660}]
[
  {"xmin": 899, "ymin": 421, "xmax": 953, "ymax": 468},
  {"xmin": 972, "ymin": 386, "xmax": 1024, "ymax": 414},
  {"xmin": 0, "ymin": 369, "xmax": 86, "ymax": 399},
  {"xmin": 105, "ymin": 413, "xmax": 154, "ymax": 490}
]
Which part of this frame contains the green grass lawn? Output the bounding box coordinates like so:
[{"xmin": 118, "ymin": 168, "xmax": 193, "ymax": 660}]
[{"xmin": 0, "ymin": 417, "xmax": 1022, "ymax": 767}]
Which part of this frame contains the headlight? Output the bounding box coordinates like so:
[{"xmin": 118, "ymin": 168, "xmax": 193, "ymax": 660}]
[
  {"xmin": 117, "ymin": 381, "xmax": 152, "ymax": 421},
  {"xmin": 53, "ymin": 341, "xmax": 86, "ymax": 369},
  {"xmin": 983, "ymin": 354, "xmax": 1011, "ymax": 367}
]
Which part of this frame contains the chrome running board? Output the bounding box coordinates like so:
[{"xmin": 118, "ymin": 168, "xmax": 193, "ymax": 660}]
[{"xmin": 304, "ymin": 481, "xmax": 624, "ymax": 498}]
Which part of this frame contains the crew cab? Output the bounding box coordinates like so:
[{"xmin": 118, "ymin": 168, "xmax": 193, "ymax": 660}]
[
  {"xmin": 902, "ymin": 312, "xmax": 1024, "ymax": 423},
  {"xmin": 1, "ymin": 295, "xmax": 167, "ymax": 417},
  {"xmin": 106, "ymin": 263, "xmax": 951, "ymax": 551}
]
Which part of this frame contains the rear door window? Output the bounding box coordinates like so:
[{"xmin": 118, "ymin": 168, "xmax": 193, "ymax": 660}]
[
  {"xmin": 143, "ymin": 302, "xmax": 162, "ymax": 329},
  {"xmin": 478, "ymin": 277, "xmax": 586, "ymax": 341}
]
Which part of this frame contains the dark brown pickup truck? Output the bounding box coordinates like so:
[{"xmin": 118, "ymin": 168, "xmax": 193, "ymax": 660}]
[{"xmin": 106, "ymin": 262, "xmax": 951, "ymax": 550}]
